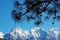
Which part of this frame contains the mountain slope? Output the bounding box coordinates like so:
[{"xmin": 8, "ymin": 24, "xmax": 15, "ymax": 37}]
[
  {"xmin": 0, "ymin": 27, "xmax": 60, "ymax": 40},
  {"xmin": 49, "ymin": 27, "xmax": 60, "ymax": 40},
  {"xmin": 4, "ymin": 27, "xmax": 49, "ymax": 40},
  {"xmin": 0, "ymin": 32, "xmax": 4, "ymax": 39},
  {"xmin": 0, "ymin": 32, "xmax": 4, "ymax": 40}
]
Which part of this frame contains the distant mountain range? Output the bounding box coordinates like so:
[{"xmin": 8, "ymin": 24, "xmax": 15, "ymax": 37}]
[{"xmin": 0, "ymin": 27, "xmax": 60, "ymax": 40}]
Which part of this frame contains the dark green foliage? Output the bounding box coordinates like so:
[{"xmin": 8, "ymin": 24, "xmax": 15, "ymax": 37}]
[{"xmin": 11, "ymin": 0, "xmax": 60, "ymax": 26}]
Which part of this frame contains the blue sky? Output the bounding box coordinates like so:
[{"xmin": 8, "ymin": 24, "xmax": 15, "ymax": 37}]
[
  {"xmin": 0, "ymin": 0, "xmax": 60, "ymax": 33},
  {"xmin": 0, "ymin": 0, "xmax": 14, "ymax": 33}
]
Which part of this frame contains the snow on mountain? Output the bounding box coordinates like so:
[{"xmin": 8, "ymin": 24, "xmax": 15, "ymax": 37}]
[
  {"xmin": 4, "ymin": 27, "xmax": 31, "ymax": 40},
  {"xmin": 3, "ymin": 27, "xmax": 60, "ymax": 40},
  {"xmin": 0, "ymin": 32, "xmax": 4, "ymax": 39},
  {"xmin": 3, "ymin": 27, "xmax": 49, "ymax": 40},
  {"xmin": 31, "ymin": 27, "xmax": 49, "ymax": 40},
  {"xmin": 49, "ymin": 27, "xmax": 60, "ymax": 40}
]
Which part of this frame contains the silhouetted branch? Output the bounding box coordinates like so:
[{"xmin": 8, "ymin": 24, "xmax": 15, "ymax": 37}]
[{"xmin": 11, "ymin": 0, "xmax": 60, "ymax": 26}]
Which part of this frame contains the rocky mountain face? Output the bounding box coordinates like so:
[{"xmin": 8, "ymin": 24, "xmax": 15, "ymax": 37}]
[{"xmin": 0, "ymin": 27, "xmax": 60, "ymax": 40}]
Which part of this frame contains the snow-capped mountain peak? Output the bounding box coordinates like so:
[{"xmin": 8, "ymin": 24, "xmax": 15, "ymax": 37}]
[
  {"xmin": 49, "ymin": 27, "xmax": 60, "ymax": 40},
  {"xmin": 0, "ymin": 32, "xmax": 4, "ymax": 39},
  {"xmin": 1, "ymin": 27, "xmax": 60, "ymax": 40}
]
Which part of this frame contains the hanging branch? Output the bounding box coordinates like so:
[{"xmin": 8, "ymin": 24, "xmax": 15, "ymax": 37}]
[{"xmin": 11, "ymin": 0, "xmax": 59, "ymax": 26}]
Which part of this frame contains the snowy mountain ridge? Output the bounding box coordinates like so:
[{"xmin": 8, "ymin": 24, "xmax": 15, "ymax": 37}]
[
  {"xmin": 0, "ymin": 27, "xmax": 60, "ymax": 40},
  {"xmin": 0, "ymin": 32, "xmax": 4, "ymax": 39}
]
